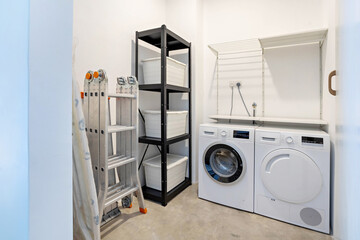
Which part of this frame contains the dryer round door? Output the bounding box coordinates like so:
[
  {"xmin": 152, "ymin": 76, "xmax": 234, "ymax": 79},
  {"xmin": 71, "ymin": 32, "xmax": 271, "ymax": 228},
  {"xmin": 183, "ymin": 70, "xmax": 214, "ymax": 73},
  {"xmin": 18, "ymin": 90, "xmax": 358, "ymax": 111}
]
[
  {"xmin": 261, "ymin": 149, "xmax": 322, "ymax": 204},
  {"xmin": 203, "ymin": 144, "xmax": 244, "ymax": 184}
]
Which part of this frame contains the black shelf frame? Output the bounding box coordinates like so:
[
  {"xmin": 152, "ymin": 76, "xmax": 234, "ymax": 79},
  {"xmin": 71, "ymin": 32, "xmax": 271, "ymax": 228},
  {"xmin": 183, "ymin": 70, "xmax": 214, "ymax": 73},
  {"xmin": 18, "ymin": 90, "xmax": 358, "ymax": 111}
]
[
  {"xmin": 136, "ymin": 25, "xmax": 192, "ymax": 206},
  {"xmin": 142, "ymin": 178, "xmax": 191, "ymax": 204},
  {"xmin": 139, "ymin": 133, "xmax": 190, "ymax": 146},
  {"xmin": 139, "ymin": 84, "xmax": 190, "ymax": 93}
]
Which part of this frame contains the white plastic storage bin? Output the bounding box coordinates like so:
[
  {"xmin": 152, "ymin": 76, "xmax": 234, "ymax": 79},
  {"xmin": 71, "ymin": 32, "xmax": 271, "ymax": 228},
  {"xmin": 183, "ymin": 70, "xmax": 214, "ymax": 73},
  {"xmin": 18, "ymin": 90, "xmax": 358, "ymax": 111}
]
[
  {"xmin": 142, "ymin": 57, "xmax": 186, "ymax": 87},
  {"xmin": 144, "ymin": 154, "xmax": 188, "ymax": 192},
  {"xmin": 143, "ymin": 110, "xmax": 188, "ymax": 139}
]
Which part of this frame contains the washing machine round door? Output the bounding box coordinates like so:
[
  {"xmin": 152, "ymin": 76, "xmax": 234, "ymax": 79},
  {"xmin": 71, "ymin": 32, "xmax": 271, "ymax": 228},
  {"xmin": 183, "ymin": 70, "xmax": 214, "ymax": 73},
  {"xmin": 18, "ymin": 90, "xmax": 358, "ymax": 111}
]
[
  {"xmin": 261, "ymin": 149, "xmax": 322, "ymax": 204},
  {"xmin": 203, "ymin": 144, "xmax": 243, "ymax": 184}
]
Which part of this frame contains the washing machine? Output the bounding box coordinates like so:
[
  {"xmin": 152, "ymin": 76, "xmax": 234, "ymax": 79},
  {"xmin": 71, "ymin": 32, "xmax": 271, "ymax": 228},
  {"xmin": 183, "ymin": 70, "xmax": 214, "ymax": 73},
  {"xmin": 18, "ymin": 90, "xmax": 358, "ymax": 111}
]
[
  {"xmin": 198, "ymin": 123, "xmax": 255, "ymax": 212},
  {"xmin": 255, "ymin": 126, "xmax": 330, "ymax": 233}
]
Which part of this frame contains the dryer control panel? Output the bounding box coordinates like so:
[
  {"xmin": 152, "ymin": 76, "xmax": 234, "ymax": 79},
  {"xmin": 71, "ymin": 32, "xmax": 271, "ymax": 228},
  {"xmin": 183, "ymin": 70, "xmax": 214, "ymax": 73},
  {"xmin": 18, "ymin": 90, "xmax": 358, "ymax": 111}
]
[{"xmin": 302, "ymin": 136, "xmax": 324, "ymax": 145}]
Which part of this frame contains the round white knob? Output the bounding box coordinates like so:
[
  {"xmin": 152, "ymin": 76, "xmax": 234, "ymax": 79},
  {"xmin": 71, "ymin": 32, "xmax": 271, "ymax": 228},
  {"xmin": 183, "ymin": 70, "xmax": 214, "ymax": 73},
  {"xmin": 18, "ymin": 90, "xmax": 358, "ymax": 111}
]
[
  {"xmin": 286, "ymin": 137, "xmax": 294, "ymax": 144},
  {"xmin": 221, "ymin": 131, "xmax": 227, "ymax": 137}
]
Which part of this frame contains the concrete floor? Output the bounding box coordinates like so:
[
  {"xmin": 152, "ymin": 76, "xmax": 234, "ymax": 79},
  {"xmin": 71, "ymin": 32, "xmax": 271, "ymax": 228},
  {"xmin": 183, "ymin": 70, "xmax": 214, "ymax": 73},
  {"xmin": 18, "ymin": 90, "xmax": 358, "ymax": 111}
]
[{"xmin": 101, "ymin": 184, "xmax": 333, "ymax": 240}]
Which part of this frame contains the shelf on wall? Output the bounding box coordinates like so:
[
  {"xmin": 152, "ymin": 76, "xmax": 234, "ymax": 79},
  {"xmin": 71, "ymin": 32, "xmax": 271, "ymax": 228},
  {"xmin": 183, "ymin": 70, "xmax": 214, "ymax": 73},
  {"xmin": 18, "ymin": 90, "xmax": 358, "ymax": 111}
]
[
  {"xmin": 209, "ymin": 115, "xmax": 328, "ymax": 125},
  {"xmin": 208, "ymin": 28, "xmax": 328, "ymax": 55},
  {"xmin": 208, "ymin": 38, "xmax": 261, "ymax": 55},
  {"xmin": 259, "ymin": 29, "xmax": 328, "ymax": 49}
]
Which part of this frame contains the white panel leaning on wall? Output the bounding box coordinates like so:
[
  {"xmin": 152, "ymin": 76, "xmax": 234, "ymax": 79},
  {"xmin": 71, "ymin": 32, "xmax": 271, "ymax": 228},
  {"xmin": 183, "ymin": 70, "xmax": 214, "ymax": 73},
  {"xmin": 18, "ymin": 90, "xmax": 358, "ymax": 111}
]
[{"xmin": 72, "ymin": 78, "xmax": 101, "ymax": 240}]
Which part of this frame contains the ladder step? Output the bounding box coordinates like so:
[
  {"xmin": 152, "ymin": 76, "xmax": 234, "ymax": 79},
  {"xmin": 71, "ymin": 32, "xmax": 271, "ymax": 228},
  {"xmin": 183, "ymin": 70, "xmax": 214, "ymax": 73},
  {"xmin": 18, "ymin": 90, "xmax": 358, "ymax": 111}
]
[
  {"xmin": 108, "ymin": 93, "xmax": 136, "ymax": 99},
  {"xmin": 107, "ymin": 182, "xmax": 126, "ymax": 197},
  {"xmin": 108, "ymin": 125, "xmax": 136, "ymax": 133},
  {"xmin": 108, "ymin": 154, "xmax": 124, "ymax": 161},
  {"xmin": 108, "ymin": 156, "xmax": 136, "ymax": 169},
  {"xmin": 105, "ymin": 186, "xmax": 139, "ymax": 208}
]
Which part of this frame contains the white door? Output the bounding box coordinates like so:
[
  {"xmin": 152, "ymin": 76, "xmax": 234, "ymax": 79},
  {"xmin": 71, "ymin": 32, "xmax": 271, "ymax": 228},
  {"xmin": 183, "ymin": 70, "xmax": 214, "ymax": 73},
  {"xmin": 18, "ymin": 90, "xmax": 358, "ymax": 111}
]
[{"xmin": 333, "ymin": 0, "xmax": 360, "ymax": 239}]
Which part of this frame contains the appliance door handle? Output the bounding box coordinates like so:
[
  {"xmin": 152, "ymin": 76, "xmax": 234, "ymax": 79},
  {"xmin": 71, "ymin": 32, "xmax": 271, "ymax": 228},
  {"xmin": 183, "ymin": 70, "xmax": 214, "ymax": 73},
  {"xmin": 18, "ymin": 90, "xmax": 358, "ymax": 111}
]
[
  {"xmin": 262, "ymin": 137, "xmax": 276, "ymax": 142},
  {"xmin": 328, "ymin": 70, "xmax": 337, "ymax": 96},
  {"xmin": 204, "ymin": 131, "xmax": 215, "ymax": 135}
]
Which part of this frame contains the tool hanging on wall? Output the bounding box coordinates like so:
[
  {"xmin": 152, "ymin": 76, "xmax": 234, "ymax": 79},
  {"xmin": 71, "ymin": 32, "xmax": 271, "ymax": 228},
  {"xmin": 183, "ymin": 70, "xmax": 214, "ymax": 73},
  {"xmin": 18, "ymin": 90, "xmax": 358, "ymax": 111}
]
[{"xmin": 82, "ymin": 70, "xmax": 147, "ymax": 225}]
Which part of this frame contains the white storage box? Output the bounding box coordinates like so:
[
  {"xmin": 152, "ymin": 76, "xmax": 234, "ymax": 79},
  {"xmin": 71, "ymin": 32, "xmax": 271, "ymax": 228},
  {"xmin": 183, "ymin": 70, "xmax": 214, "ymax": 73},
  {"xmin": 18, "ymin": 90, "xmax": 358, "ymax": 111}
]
[
  {"xmin": 142, "ymin": 57, "xmax": 187, "ymax": 87},
  {"xmin": 143, "ymin": 110, "xmax": 188, "ymax": 139},
  {"xmin": 144, "ymin": 154, "xmax": 188, "ymax": 192}
]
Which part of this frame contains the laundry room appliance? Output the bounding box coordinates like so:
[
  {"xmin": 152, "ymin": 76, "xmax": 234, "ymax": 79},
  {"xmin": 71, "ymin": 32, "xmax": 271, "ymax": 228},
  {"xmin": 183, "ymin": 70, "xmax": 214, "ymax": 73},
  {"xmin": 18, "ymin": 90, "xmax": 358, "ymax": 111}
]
[
  {"xmin": 198, "ymin": 123, "xmax": 255, "ymax": 212},
  {"xmin": 255, "ymin": 126, "xmax": 330, "ymax": 233}
]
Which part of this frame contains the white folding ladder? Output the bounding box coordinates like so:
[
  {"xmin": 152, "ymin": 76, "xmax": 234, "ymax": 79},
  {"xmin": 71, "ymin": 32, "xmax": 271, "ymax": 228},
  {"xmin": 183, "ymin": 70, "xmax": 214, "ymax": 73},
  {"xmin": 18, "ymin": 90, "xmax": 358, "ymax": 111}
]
[{"xmin": 82, "ymin": 69, "xmax": 147, "ymax": 225}]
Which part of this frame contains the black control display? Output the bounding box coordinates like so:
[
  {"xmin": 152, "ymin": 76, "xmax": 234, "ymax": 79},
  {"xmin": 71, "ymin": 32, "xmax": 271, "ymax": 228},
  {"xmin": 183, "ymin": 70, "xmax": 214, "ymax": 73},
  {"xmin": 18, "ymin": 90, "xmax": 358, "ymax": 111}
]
[
  {"xmin": 233, "ymin": 130, "xmax": 249, "ymax": 139},
  {"xmin": 302, "ymin": 136, "xmax": 323, "ymax": 145}
]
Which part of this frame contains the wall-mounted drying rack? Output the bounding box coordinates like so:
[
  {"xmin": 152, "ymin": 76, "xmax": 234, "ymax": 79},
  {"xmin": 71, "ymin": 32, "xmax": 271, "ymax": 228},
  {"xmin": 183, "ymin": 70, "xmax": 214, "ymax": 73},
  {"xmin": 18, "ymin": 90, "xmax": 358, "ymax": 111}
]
[{"xmin": 208, "ymin": 28, "xmax": 328, "ymax": 125}]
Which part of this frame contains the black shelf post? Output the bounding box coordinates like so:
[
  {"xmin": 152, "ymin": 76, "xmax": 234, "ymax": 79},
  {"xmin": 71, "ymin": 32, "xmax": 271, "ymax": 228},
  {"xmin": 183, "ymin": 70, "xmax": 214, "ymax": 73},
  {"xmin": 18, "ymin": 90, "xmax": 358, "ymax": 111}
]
[
  {"xmin": 135, "ymin": 25, "xmax": 192, "ymax": 206},
  {"xmin": 160, "ymin": 25, "xmax": 168, "ymax": 206},
  {"xmin": 188, "ymin": 42, "xmax": 192, "ymax": 184},
  {"xmin": 135, "ymin": 31, "xmax": 139, "ymax": 82}
]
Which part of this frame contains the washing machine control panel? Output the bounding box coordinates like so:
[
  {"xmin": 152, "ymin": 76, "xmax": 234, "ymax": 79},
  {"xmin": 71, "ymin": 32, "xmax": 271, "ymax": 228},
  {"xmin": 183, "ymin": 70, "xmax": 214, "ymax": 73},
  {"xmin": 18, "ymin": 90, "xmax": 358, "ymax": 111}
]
[
  {"xmin": 220, "ymin": 130, "xmax": 228, "ymax": 137},
  {"xmin": 286, "ymin": 136, "xmax": 294, "ymax": 144},
  {"xmin": 233, "ymin": 130, "xmax": 250, "ymax": 139}
]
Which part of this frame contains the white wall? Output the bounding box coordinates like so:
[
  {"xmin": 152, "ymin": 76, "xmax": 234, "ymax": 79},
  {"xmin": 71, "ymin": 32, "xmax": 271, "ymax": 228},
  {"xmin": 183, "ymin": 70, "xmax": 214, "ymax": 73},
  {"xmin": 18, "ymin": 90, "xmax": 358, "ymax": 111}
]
[
  {"xmin": 73, "ymin": 0, "xmax": 166, "ymax": 90},
  {"xmin": 73, "ymin": 0, "xmax": 166, "ymax": 184},
  {"xmin": 28, "ymin": 0, "xmax": 73, "ymax": 239},
  {"xmin": 165, "ymin": 0, "xmax": 204, "ymax": 183},
  {"xmin": 264, "ymin": 44, "xmax": 321, "ymax": 119},
  {"xmin": 333, "ymin": 0, "xmax": 360, "ymax": 239},
  {"xmin": 213, "ymin": 43, "xmax": 322, "ymax": 119},
  {"xmin": 0, "ymin": 1, "xmax": 29, "ymax": 239}
]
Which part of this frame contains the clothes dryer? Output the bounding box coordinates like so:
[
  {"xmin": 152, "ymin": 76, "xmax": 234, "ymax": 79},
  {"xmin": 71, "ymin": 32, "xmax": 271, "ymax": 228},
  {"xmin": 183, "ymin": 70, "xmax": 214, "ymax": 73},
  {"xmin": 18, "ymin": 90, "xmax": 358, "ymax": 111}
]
[{"xmin": 255, "ymin": 126, "xmax": 330, "ymax": 233}]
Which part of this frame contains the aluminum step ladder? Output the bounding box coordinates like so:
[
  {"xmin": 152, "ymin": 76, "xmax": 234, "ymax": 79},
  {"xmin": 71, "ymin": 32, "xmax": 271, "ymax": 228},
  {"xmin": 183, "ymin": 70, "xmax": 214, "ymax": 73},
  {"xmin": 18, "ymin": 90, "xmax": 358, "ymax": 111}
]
[{"xmin": 82, "ymin": 69, "xmax": 147, "ymax": 225}]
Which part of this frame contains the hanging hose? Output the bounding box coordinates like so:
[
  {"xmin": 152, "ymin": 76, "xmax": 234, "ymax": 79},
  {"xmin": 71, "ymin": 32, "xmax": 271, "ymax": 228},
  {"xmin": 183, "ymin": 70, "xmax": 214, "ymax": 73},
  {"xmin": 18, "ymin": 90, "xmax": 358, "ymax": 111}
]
[
  {"xmin": 229, "ymin": 86, "xmax": 234, "ymax": 123},
  {"xmin": 237, "ymin": 83, "xmax": 251, "ymax": 117},
  {"xmin": 229, "ymin": 86, "xmax": 234, "ymax": 116}
]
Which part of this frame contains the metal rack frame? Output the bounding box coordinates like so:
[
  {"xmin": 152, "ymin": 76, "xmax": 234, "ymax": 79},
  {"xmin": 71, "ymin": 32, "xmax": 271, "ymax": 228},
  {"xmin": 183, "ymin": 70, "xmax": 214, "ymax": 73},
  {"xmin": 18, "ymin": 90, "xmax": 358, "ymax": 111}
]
[{"xmin": 135, "ymin": 25, "xmax": 192, "ymax": 206}]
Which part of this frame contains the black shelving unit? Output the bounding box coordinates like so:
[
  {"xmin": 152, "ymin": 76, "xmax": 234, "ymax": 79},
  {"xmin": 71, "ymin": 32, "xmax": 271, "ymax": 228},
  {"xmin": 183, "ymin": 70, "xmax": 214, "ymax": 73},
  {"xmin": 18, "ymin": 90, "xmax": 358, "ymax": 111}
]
[{"xmin": 135, "ymin": 25, "xmax": 192, "ymax": 206}]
